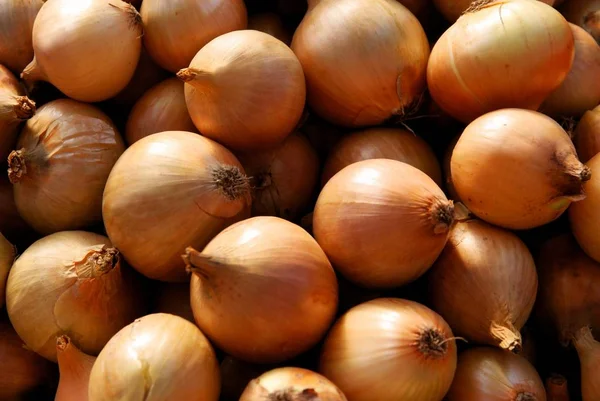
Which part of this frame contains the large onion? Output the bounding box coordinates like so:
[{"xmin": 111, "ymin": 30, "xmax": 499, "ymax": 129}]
[
  {"xmin": 178, "ymin": 30, "xmax": 306, "ymax": 151},
  {"xmin": 0, "ymin": 232, "xmax": 14, "ymax": 308},
  {"xmin": 433, "ymin": 0, "xmax": 556, "ymax": 22},
  {"xmin": 5, "ymin": 231, "xmax": 146, "ymax": 361},
  {"xmin": 428, "ymin": 0, "xmax": 574, "ymax": 123},
  {"xmin": 291, "ymin": 0, "xmax": 430, "ymax": 127},
  {"xmin": 103, "ymin": 131, "xmax": 251, "ymax": 282},
  {"xmin": 573, "ymin": 327, "xmax": 600, "ymax": 401},
  {"xmin": 450, "ymin": 109, "xmax": 589, "ymax": 230},
  {"xmin": 560, "ymin": 0, "xmax": 600, "ymax": 43},
  {"xmin": 570, "ymin": 153, "xmax": 600, "ymax": 262},
  {"xmin": 319, "ymin": 298, "xmax": 457, "ymax": 401},
  {"xmin": 573, "ymin": 106, "xmax": 600, "ymax": 163},
  {"xmin": 184, "ymin": 216, "xmax": 338, "ymax": 363},
  {"xmin": 7, "ymin": 99, "xmax": 125, "ymax": 235},
  {"xmin": 56, "ymin": 335, "xmax": 96, "ymax": 401},
  {"xmin": 248, "ymin": 12, "xmax": 292, "ymax": 45}
]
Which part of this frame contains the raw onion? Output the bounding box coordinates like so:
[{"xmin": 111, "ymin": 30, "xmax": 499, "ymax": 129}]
[
  {"xmin": 570, "ymin": 153, "xmax": 600, "ymax": 262},
  {"xmin": 573, "ymin": 106, "xmax": 600, "ymax": 163},
  {"xmin": 546, "ymin": 375, "xmax": 570, "ymax": 401},
  {"xmin": 184, "ymin": 216, "xmax": 338, "ymax": 363},
  {"xmin": 248, "ymin": 12, "xmax": 292, "ymax": 45},
  {"xmin": 573, "ymin": 327, "xmax": 600, "ymax": 401},
  {"xmin": 153, "ymin": 282, "xmax": 194, "ymax": 323},
  {"xmin": 103, "ymin": 130, "xmax": 251, "ymax": 282},
  {"xmin": 433, "ymin": 0, "xmax": 556, "ymax": 22},
  {"xmin": 56, "ymin": 335, "xmax": 96, "ymax": 401},
  {"xmin": 560, "ymin": 0, "xmax": 600, "ymax": 43},
  {"xmin": 0, "ymin": 232, "xmax": 14, "ymax": 308}
]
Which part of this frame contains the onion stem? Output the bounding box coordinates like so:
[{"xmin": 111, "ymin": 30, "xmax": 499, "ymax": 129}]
[
  {"xmin": 7, "ymin": 149, "xmax": 26, "ymax": 184},
  {"xmin": 13, "ymin": 96, "xmax": 36, "ymax": 120},
  {"xmin": 491, "ymin": 322, "xmax": 522, "ymax": 353}
]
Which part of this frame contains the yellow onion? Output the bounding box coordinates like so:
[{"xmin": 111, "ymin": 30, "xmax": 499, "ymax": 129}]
[
  {"xmin": 321, "ymin": 127, "xmax": 442, "ymax": 186},
  {"xmin": 220, "ymin": 357, "xmax": 273, "ymax": 401},
  {"xmin": 55, "ymin": 335, "xmax": 96, "ymax": 401},
  {"xmin": 5, "ymin": 231, "xmax": 146, "ymax": 361},
  {"xmin": 428, "ymin": 0, "xmax": 574, "ymax": 123},
  {"xmin": 291, "ymin": 0, "xmax": 430, "ymax": 127},
  {"xmin": 184, "ymin": 216, "xmax": 338, "ymax": 363},
  {"xmin": 450, "ymin": 109, "xmax": 589, "ymax": 229},
  {"xmin": 319, "ymin": 298, "xmax": 457, "ymax": 401},
  {"xmin": 445, "ymin": 347, "xmax": 546, "ymax": 401},
  {"xmin": 153, "ymin": 282, "xmax": 194, "ymax": 323},
  {"xmin": 125, "ymin": 78, "xmax": 197, "ymax": 145},
  {"xmin": 0, "ymin": 232, "xmax": 15, "ymax": 308},
  {"xmin": 560, "ymin": 0, "xmax": 600, "ymax": 43},
  {"xmin": 573, "ymin": 327, "xmax": 600, "ymax": 401},
  {"xmin": 570, "ymin": 153, "xmax": 600, "ymax": 262},
  {"xmin": 433, "ymin": 0, "xmax": 556, "ymax": 22},
  {"xmin": 428, "ymin": 219, "xmax": 538, "ymax": 352},
  {"xmin": 314, "ymin": 159, "xmax": 457, "ymax": 289},
  {"xmin": 248, "ymin": 12, "xmax": 292, "ymax": 45},
  {"xmin": 0, "ymin": 0, "xmax": 44, "ymax": 74},
  {"xmin": 88, "ymin": 313, "xmax": 221, "ymax": 401},
  {"xmin": 546, "ymin": 375, "xmax": 570, "ymax": 401},
  {"xmin": 103, "ymin": 130, "xmax": 251, "ymax": 282},
  {"xmin": 141, "ymin": 0, "xmax": 247, "ymax": 73},
  {"xmin": 573, "ymin": 106, "xmax": 600, "ymax": 163},
  {"xmin": 178, "ymin": 30, "xmax": 305, "ymax": 151},
  {"xmin": 7, "ymin": 99, "xmax": 125, "ymax": 235}
]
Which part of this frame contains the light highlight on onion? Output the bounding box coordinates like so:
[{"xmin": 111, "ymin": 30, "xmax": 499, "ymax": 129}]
[
  {"xmin": 0, "ymin": 0, "xmax": 45, "ymax": 73},
  {"xmin": 573, "ymin": 327, "xmax": 600, "ymax": 401},
  {"xmin": 573, "ymin": 106, "xmax": 600, "ymax": 163},
  {"xmin": 56, "ymin": 335, "xmax": 96, "ymax": 401},
  {"xmin": 570, "ymin": 152, "xmax": 600, "ymax": 262}
]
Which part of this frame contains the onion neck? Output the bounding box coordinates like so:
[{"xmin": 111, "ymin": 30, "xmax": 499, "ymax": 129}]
[
  {"xmin": 417, "ymin": 328, "xmax": 450, "ymax": 359},
  {"xmin": 211, "ymin": 164, "xmax": 251, "ymax": 202},
  {"xmin": 429, "ymin": 200, "xmax": 455, "ymax": 235},
  {"xmin": 74, "ymin": 247, "xmax": 120, "ymax": 278},
  {"xmin": 110, "ymin": 2, "xmax": 143, "ymax": 32},
  {"xmin": 176, "ymin": 68, "xmax": 215, "ymax": 90},
  {"xmin": 464, "ymin": 0, "xmax": 496, "ymax": 14},
  {"xmin": 13, "ymin": 96, "xmax": 36, "ymax": 120},
  {"xmin": 183, "ymin": 247, "xmax": 225, "ymax": 279},
  {"xmin": 553, "ymin": 153, "xmax": 591, "ymax": 202},
  {"xmin": 490, "ymin": 321, "xmax": 522, "ymax": 353},
  {"xmin": 56, "ymin": 335, "xmax": 96, "ymax": 376},
  {"xmin": 20, "ymin": 57, "xmax": 47, "ymax": 83},
  {"xmin": 584, "ymin": 11, "xmax": 600, "ymax": 42},
  {"xmin": 7, "ymin": 149, "xmax": 26, "ymax": 184}
]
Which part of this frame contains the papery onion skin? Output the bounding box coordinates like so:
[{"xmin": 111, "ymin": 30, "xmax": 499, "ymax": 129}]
[
  {"xmin": 573, "ymin": 327, "xmax": 600, "ymax": 401},
  {"xmin": 291, "ymin": 0, "xmax": 430, "ymax": 127},
  {"xmin": 433, "ymin": 0, "xmax": 556, "ymax": 22},
  {"xmin": 7, "ymin": 99, "xmax": 125, "ymax": 235},
  {"xmin": 428, "ymin": 0, "xmax": 574, "ymax": 123},
  {"xmin": 319, "ymin": 298, "xmax": 457, "ymax": 401},
  {"xmin": 153, "ymin": 282, "xmax": 194, "ymax": 323},
  {"xmin": 560, "ymin": 0, "xmax": 600, "ymax": 43},
  {"xmin": 546, "ymin": 374, "xmax": 570, "ymax": 401},
  {"xmin": 88, "ymin": 313, "xmax": 221, "ymax": 401},
  {"xmin": 573, "ymin": 106, "xmax": 600, "ymax": 163},
  {"xmin": 570, "ymin": 153, "xmax": 600, "ymax": 262},
  {"xmin": 0, "ymin": 232, "xmax": 15, "ymax": 308},
  {"xmin": 248, "ymin": 12, "xmax": 292, "ymax": 45},
  {"xmin": 55, "ymin": 335, "xmax": 96, "ymax": 401}
]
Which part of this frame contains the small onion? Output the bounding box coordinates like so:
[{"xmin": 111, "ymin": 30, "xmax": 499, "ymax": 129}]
[
  {"xmin": 184, "ymin": 216, "xmax": 338, "ymax": 363},
  {"xmin": 5, "ymin": 231, "xmax": 146, "ymax": 361},
  {"xmin": 248, "ymin": 12, "xmax": 292, "ymax": 45},
  {"xmin": 573, "ymin": 106, "xmax": 600, "ymax": 163},
  {"xmin": 573, "ymin": 327, "xmax": 600, "ymax": 401},
  {"xmin": 433, "ymin": 0, "xmax": 556, "ymax": 22},
  {"xmin": 0, "ymin": 0, "xmax": 44, "ymax": 74},
  {"xmin": 55, "ymin": 335, "xmax": 96, "ymax": 401},
  {"xmin": 103, "ymin": 131, "xmax": 251, "ymax": 282},
  {"xmin": 220, "ymin": 357, "xmax": 273, "ymax": 401},
  {"xmin": 560, "ymin": 0, "xmax": 600, "ymax": 43},
  {"xmin": 88, "ymin": 313, "xmax": 221, "ymax": 401},
  {"xmin": 178, "ymin": 30, "xmax": 306, "ymax": 151},
  {"xmin": 7, "ymin": 99, "xmax": 125, "ymax": 235},
  {"xmin": 570, "ymin": 153, "xmax": 600, "ymax": 262},
  {"xmin": 153, "ymin": 282, "xmax": 194, "ymax": 323},
  {"xmin": 319, "ymin": 298, "xmax": 458, "ymax": 401},
  {"xmin": 0, "ymin": 232, "xmax": 15, "ymax": 308},
  {"xmin": 546, "ymin": 375, "xmax": 570, "ymax": 401}
]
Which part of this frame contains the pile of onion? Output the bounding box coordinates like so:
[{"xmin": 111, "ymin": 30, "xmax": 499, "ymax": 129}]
[
  {"xmin": 0, "ymin": 233, "xmax": 14, "ymax": 308},
  {"xmin": 450, "ymin": 109, "xmax": 590, "ymax": 229},
  {"xmin": 573, "ymin": 106, "xmax": 600, "ymax": 162},
  {"xmin": 153, "ymin": 283, "xmax": 194, "ymax": 322},
  {"xmin": 248, "ymin": 12, "xmax": 292, "ymax": 45},
  {"xmin": 428, "ymin": 219, "xmax": 538, "ymax": 352},
  {"xmin": 570, "ymin": 153, "xmax": 600, "ymax": 262},
  {"xmin": 184, "ymin": 216, "xmax": 338, "ymax": 363},
  {"xmin": 21, "ymin": 0, "xmax": 143, "ymax": 102},
  {"xmin": 319, "ymin": 298, "xmax": 457, "ymax": 401},
  {"xmin": 88, "ymin": 313, "xmax": 221, "ymax": 401},
  {"xmin": 103, "ymin": 130, "xmax": 251, "ymax": 282},
  {"xmin": 433, "ymin": 0, "xmax": 556, "ymax": 22},
  {"xmin": 546, "ymin": 375, "xmax": 570, "ymax": 401},
  {"xmin": 8, "ymin": 99, "xmax": 125, "ymax": 235},
  {"xmin": 5, "ymin": 231, "xmax": 146, "ymax": 361},
  {"xmin": 0, "ymin": 0, "xmax": 45, "ymax": 73},
  {"xmin": 178, "ymin": 30, "xmax": 305, "ymax": 151},
  {"xmin": 573, "ymin": 327, "xmax": 600, "ymax": 401},
  {"xmin": 428, "ymin": 0, "xmax": 574, "ymax": 123},
  {"xmin": 560, "ymin": 0, "xmax": 600, "ymax": 43},
  {"xmin": 55, "ymin": 335, "xmax": 96, "ymax": 401},
  {"xmin": 291, "ymin": 0, "xmax": 430, "ymax": 127}
]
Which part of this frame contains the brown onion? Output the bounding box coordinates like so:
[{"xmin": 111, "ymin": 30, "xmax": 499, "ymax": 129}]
[
  {"xmin": 570, "ymin": 153, "xmax": 600, "ymax": 262},
  {"xmin": 433, "ymin": 0, "xmax": 556, "ymax": 22},
  {"xmin": 184, "ymin": 216, "xmax": 338, "ymax": 363},
  {"xmin": 153, "ymin": 282, "xmax": 194, "ymax": 323},
  {"xmin": 88, "ymin": 313, "xmax": 221, "ymax": 401},
  {"xmin": 0, "ymin": 0, "xmax": 44, "ymax": 74},
  {"xmin": 546, "ymin": 375, "xmax": 570, "ymax": 401},
  {"xmin": 0, "ymin": 232, "xmax": 14, "ymax": 308},
  {"xmin": 428, "ymin": 219, "xmax": 538, "ymax": 352},
  {"xmin": 220, "ymin": 357, "xmax": 273, "ymax": 401},
  {"xmin": 560, "ymin": 0, "xmax": 600, "ymax": 43},
  {"xmin": 5, "ymin": 231, "xmax": 146, "ymax": 361},
  {"xmin": 314, "ymin": 159, "xmax": 457, "ymax": 289},
  {"xmin": 248, "ymin": 12, "xmax": 292, "ymax": 45},
  {"xmin": 319, "ymin": 298, "xmax": 457, "ymax": 401},
  {"xmin": 8, "ymin": 99, "xmax": 125, "ymax": 235},
  {"xmin": 573, "ymin": 327, "xmax": 600, "ymax": 401},
  {"xmin": 103, "ymin": 130, "xmax": 251, "ymax": 282},
  {"xmin": 573, "ymin": 106, "xmax": 600, "ymax": 163},
  {"xmin": 450, "ymin": 109, "xmax": 589, "ymax": 230},
  {"xmin": 291, "ymin": 0, "xmax": 430, "ymax": 127},
  {"xmin": 56, "ymin": 335, "xmax": 96, "ymax": 401}
]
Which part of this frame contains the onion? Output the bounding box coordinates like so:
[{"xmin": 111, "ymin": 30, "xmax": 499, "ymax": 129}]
[
  {"xmin": 560, "ymin": 0, "xmax": 600, "ymax": 43},
  {"xmin": 291, "ymin": 0, "xmax": 430, "ymax": 127},
  {"xmin": 220, "ymin": 357, "xmax": 272, "ymax": 401},
  {"xmin": 573, "ymin": 327, "xmax": 600, "ymax": 401},
  {"xmin": 153, "ymin": 283, "xmax": 194, "ymax": 323},
  {"xmin": 141, "ymin": 0, "xmax": 247, "ymax": 73},
  {"xmin": 321, "ymin": 127, "xmax": 442, "ymax": 187},
  {"xmin": 240, "ymin": 367, "xmax": 347, "ymax": 401},
  {"xmin": 102, "ymin": 130, "xmax": 251, "ymax": 282},
  {"xmin": 0, "ymin": 233, "xmax": 14, "ymax": 308},
  {"xmin": 125, "ymin": 78, "xmax": 197, "ymax": 145},
  {"xmin": 570, "ymin": 153, "xmax": 600, "ymax": 262},
  {"xmin": 237, "ymin": 133, "xmax": 319, "ymax": 221},
  {"xmin": 433, "ymin": 0, "xmax": 556, "ymax": 22},
  {"xmin": 573, "ymin": 106, "xmax": 600, "ymax": 163},
  {"xmin": 0, "ymin": 0, "xmax": 44, "ymax": 74},
  {"xmin": 450, "ymin": 109, "xmax": 590, "ymax": 230},
  {"xmin": 248, "ymin": 12, "xmax": 292, "ymax": 45},
  {"xmin": 178, "ymin": 30, "xmax": 306, "ymax": 151},
  {"xmin": 5, "ymin": 231, "xmax": 146, "ymax": 361},
  {"xmin": 319, "ymin": 298, "xmax": 457, "ymax": 401},
  {"xmin": 546, "ymin": 375, "xmax": 570, "ymax": 401},
  {"xmin": 184, "ymin": 216, "xmax": 338, "ymax": 363},
  {"xmin": 445, "ymin": 347, "xmax": 546, "ymax": 401},
  {"xmin": 314, "ymin": 159, "xmax": 457, "ymax": 289},
  {"xmin": 21, "ymin": 0, "xmax": 143, "ymax": 102},
  {"xmin": 88, "ymin": 313, "xmax": 221, "ymax": 401},
  {"xmin": 428, "ymin": 0, "xmax": 574, "ymax": 123},
  {"xmin": 428, "ymin": 219, "xmax": 538, "ymax": 352},
  {"xmin": 7, "ymin": 99, "xmax": 125, "ymax": 235},
  {"xmin": 56, "ymin": 335, "xmax": 96, "ymax": 401}
]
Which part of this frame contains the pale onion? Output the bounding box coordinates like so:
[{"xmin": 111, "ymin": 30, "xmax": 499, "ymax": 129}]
[
  {"xmin": 291, "ymin": 0, "xmax": 430, "ymax": 127},
  {"xmin": 314, "ymin": 159, "xmax": 457, "ymax": 289},
  {"xmin": 141, "ymin": 0, "xmax": 247, "ymax": 72},
  {"xmin": 541, "ymin": 24, "xmax": 600, "ymax": 117},
  {"xmin": 248, "ymin": 12, "xmax": 292, "ymax": 45},
  {"xmin": 445, "ymin": 347, "xmax": 546, "ymax": 401},
  {"xmin": 573, "ymin": 327, "xmax": 600, "ymax": 401},
  {"xmin": 125, "ymin": 78, "xmax": 197, "ymax": 145},
  {"xmin": 560, "ymin": 0, "xmax": 600, "ymax": 43},
  {"xmin": 573, "ymin": 106, "xmax": 600, "ymax": 162},
  {"xmin": 450, "ymin": 109, "xmax": 589, "ymax": 230},
  {"xmin": 0, "ymin": 177, "xmax": 33, "ymax": 244},
  {"xmin": 428, "ymin": 219, "xmax": 538, "ymax": 352},
  {"xmin": 570, "ymin": 153, "xmax": 600, "ymax": 262},
  {"xmin": 185, "ymin": 216, "xmax": 338, "ymax": 363},
  {"xmin": 240, "ymin": 367, "xmax": 347, "ymax": 401},
  {"xmin": 321, "ymin": 127, "xmax": 442, "ymax": 187},
  {"xmin": 5, "ymin": 231, "xmax": 146, "ymax": 361},
  {"xmin": 319, "ymin": 298, "xmax": 457, "ymax": 401},
  {"xmin": 7, "ymin": 99, "xmax": 125, "ymax": 235},
  {"xmin": 56, "ymin": 335, "xmax": 96, "ymax": 401},
  {"xmin": 237, "ymin": 133, "xmax": 319, "ymax": 220},
  {"xmin": 428, "ymin": 0, "xmax": 574, "ymax": 123},
  {"xmin": 0, "ymin": 232, "xmax": 15, "ymax": 308},
  {"xmin": 103, "ymin": 130, "xmax": 251, "ymax": 282},
  {"xmin": 433, "ymin": 0, "xmax": 556, "ymax": 22},
  {"xmin": 153, "ymin": 283, "xmax": 194, "ymax": 323},
  {"xmin": 21, "ymin": 0, "xmax": 142, "ymax": 102},
  {"xmin": 546, "ymin": 375, "xmax": 570, "ymax": 401},
  {"xmin": 178, "ymin": 30, "xmax": 306, "ymax": 151},
  {"xmin": 220, "ymin": 357, "xmax": 272, "ymax": 401},
  {"xmin": 88, "ymin": 313, "xmax": 221, "ymax": 401}
]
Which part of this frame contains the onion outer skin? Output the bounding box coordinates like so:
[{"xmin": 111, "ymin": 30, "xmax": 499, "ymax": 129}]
[
  {"xmin": 0, "ymin": 233, "xmax": 15, "ymax": 308},
  {"xmin": 570, "ymin": 153, "xmax": 600, "ymax": 262},
  {"xmin": 248, "ymin": 12, "xmax": 292, "ymax": 45},
  {"xmin": 573, "ymin": 327, "xmax": 600, "ymax": 401},
  {"xmin": 55, "ymin": 335, "xmax": 96, "ymax": 401},
  {"xmin": 573, "ymin": 106, "xmax": 600, "ymax": 163},
  {"xmin": 560, "ymin": 0, "xmax": 600, "ymax": 43}
]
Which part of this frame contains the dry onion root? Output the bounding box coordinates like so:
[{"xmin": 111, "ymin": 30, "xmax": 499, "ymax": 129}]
[
  {"xmin": 573, "ymin": 105, "xmax": 600, "ymax": 163},
  {"xmin": 0, "ymin": 232, "xmax": 15, "ymax": 308},
  {"xmin": 560, "ymin": 0, "xmax": 600, "ymax": 43},
  {"xmin": 570, "ymin": 153, "xmax": 600, "ymax": 263},
  {"xmin": 55, "ymin": 335, "xmax": 96, "ymax": 401},
  {"xmin": 573, "ymin": 327, "xmax": 600, "ymax": 401}
]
